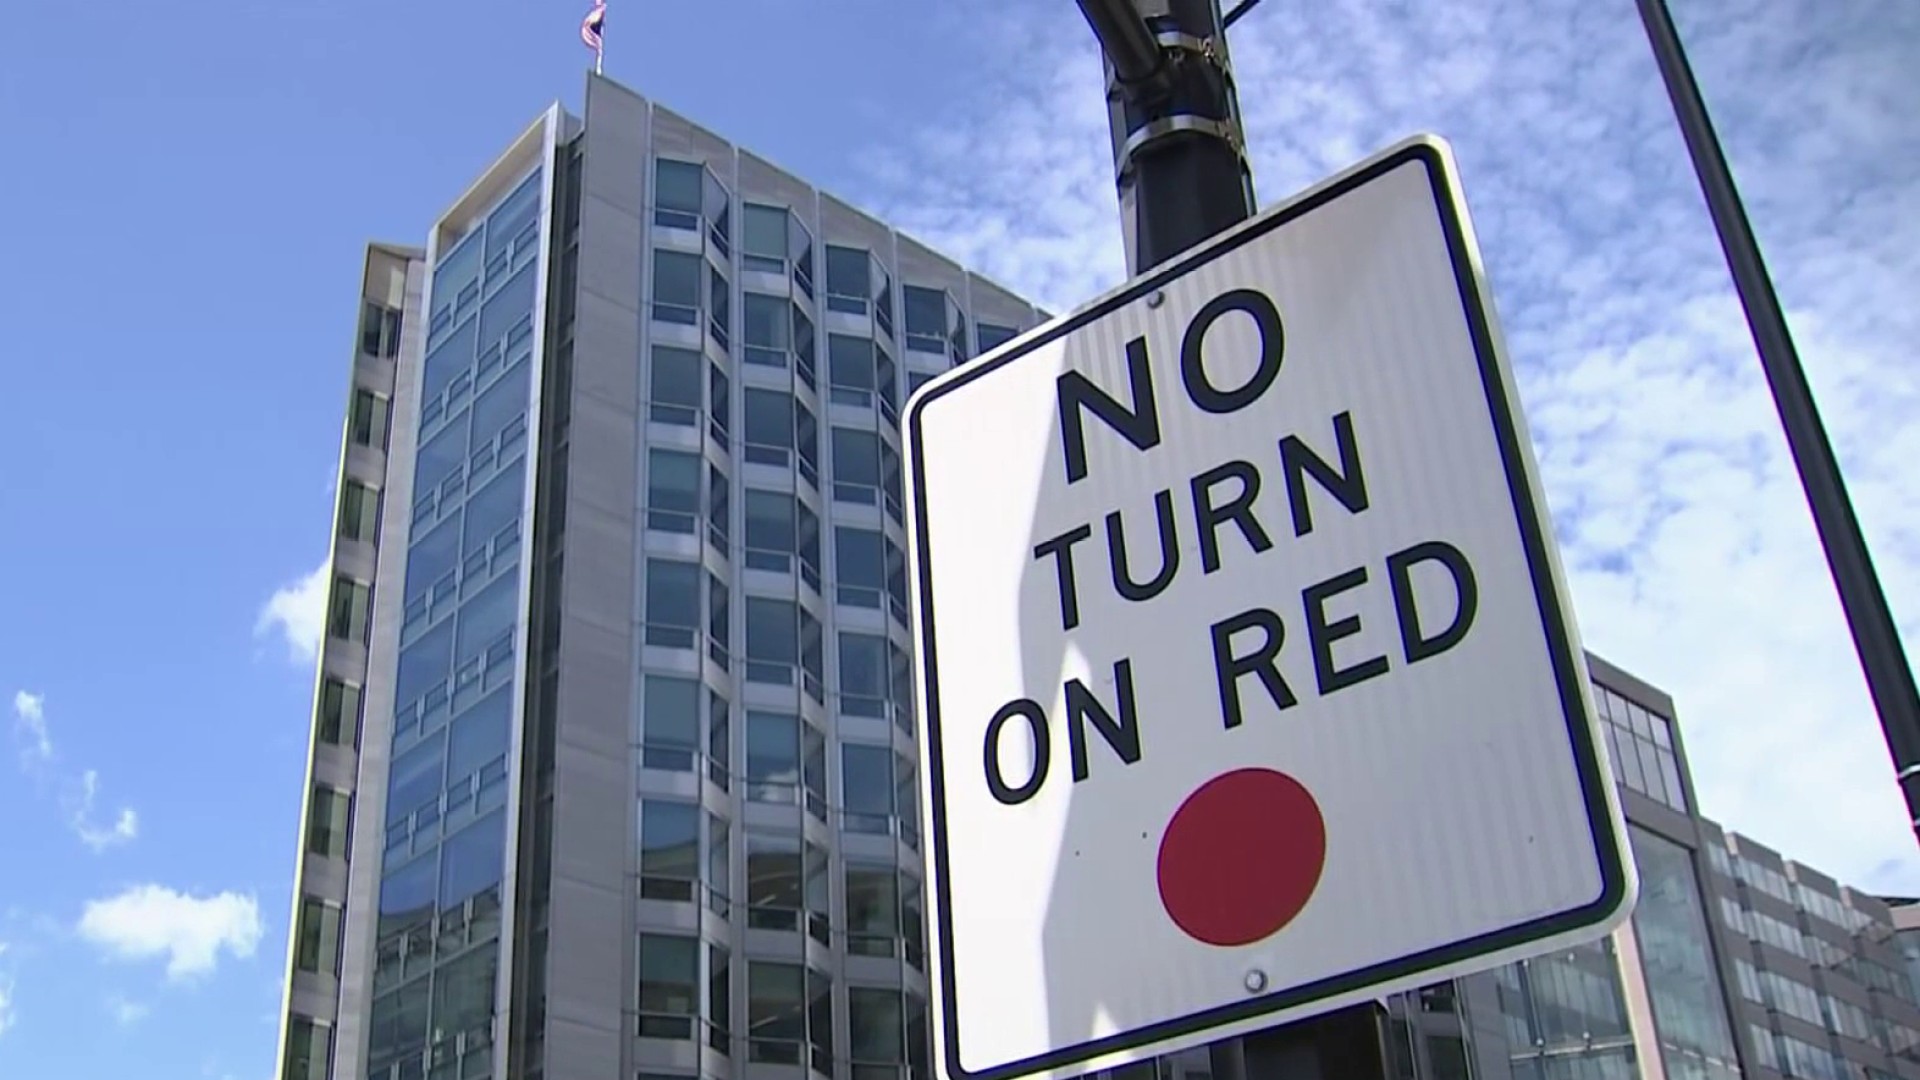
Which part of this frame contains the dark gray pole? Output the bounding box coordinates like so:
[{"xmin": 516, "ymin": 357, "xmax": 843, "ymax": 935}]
[
  {"xmin": 1077, "ymin": 0, "xmax": 1256, "ymax": 273},
  {"xmin": 1076, "ymin": 2, "xmax": 1393, "ymax": 1077},
  {"xmin": 1634, "ymin": 0, "xmax": 1920, "ymax": 846}
]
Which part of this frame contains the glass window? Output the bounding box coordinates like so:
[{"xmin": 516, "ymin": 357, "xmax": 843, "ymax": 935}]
[
  {"xmin": 978, "ymin": 322, "xmax": 1018, "ymax": 353},
  {"xmin": 709, "ymin": 943, "xmax": 732, "ymax": 1052},
  {"xmin": 745, "ymin": 597, "xmax": 798, "ymax": 685},
  {"xmin": 842, "ymin": 743, "xmax": 894, "ymax": 834},
  {"xmin": 838, "ymin": 632, "xmax": 889, "ymax": 719},
  {"xmin": 361, "ymin": 301, "xmax": 404, "ymax": 358},
  {"xmin": 709, "ymin": 689, "xmax": 732, "ymax": 790},
  {"xmin": 446, "ymin": 689, "xmax": 510, "ymax": 811},
  {"xmin": 1628, "ymin": 826, "xmax": 1742, "ymax": 1078},
  {"xmin": 655, "ymin": 159, "xmax": 704, "ymax": 228},
  {"xmin": 641, "ymin": 675, "xmax": 700, "ymax": 771},
  {"xmin": 708, "ymin": 463, "xmax": 730, "ymax": 553},
  {"xmin": 652, "ymin": 250, "xmax": 702, "ymax": 325},
  {"xmin": 350, "ymin": 389, "xmax": 391, "ymax": 452},
  {"xmin": 835, "ymin": 527, "xmax": 885, "ymax": 609},
  {"xmin": 386, "ymin": 738, "xmax": 443, "ymax": 830},
  {"xmin": 709, "ymin": 266, "xmax": 731, "ymax": 350},
  {"xmin": 649, "ymin": 345, "xmax": 703, "ymax": 426},
  {"xmin": 902, "ymin": 286, "xmax": 947, "ymax": 352},
  {"xmin": 430, "ymin": 946, "xmax": 497, "ymax": 1047},
  {"xmin": 846, "ymin": 864, "xmax": 900, "ymax": 958},
  {"xmin": 850, "ymin": 988, "xmax": 904, "ymax": 1064},
  {"xmin": 743, "ymin": 388, "xmax": 794, "ymax": 467},
  {"xmin": 317, "ymin": 678, "xmax": 361, "ymax": 747},
  {"xmin": 283, "ymin": 1017, "xmax": 332, "ymax": 1080},
  {"xmin": 307, "ymin": 787, "xmax": 351, "ymax": 858},
  {"xmin": 747, "ymin": 830, "xmax": 803, "ymax": 930},
  {"xmin": 744, "ymin": 489, "xmax": 796, "ymax": 573},
  {"xmin": 644, "ymin": 559, "xmax": 701, "ymax": 649},
  {"xmin": 640, "ymin": 799, "xmax": 699, "ymax": 902},
  {"xmin": 747, "ymin": 710, "xmax": 800, "ymax": 802},
  {"xmin": 638, "ymin": 933, "xmax": 700, "ymax": 1038},
  {"xmin": 825, "ymin": 246, "xmax": 871, "ymax": 314},
  {"xmin": 646, "ymin": 449, "xmax": 702, "ymax": 535},
  {"xmin": 338, "ymin": 480, "xmax": 379, "ymax": 543},
  {"xmin": 748, "ymin": 962, "xmax": 806, "ymax": 1063},
  {"xmin": 744, "ymin": 293, "xmax": 789, "ymax": 368},
  {"xmin": 744, "ymin": 203, "xmax": 789, "ymax": 269},
  {"xmin": 831, "ymin": 428, "xmax": 879, "ymax": 505},
  {"xmin": 708, "ymin": 570, "xmax": 730, "ymax": 668},
  {"xmin": 829, "ymin": 334, "xmax": 875, "ymax": 407},
  {"xmin": 295, "ymin": 897, "xmax": 342, "ymax": 975},
  {"xmin": 327, "ymin": 577, "xmax": 371, "ymax": 643}
]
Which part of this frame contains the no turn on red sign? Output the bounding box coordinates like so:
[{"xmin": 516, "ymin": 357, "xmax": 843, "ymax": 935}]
[{"xmin": 902, "ymin": 137, "xmax": 1635, "ymax": 1080}]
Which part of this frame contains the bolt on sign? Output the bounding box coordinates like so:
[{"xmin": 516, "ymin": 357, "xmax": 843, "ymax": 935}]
[{"xmin": 902, "ymin": 137, "xmax": 1636, "ymax": 1080}]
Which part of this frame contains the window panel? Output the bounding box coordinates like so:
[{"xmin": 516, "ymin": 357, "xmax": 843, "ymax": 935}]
[
  {"xmin": 744, "ymin": 203, "xmax": 789, "ymax": 264},
  {"xmin": 746, "ymin": 831, "xmax": 803, "ymax": 930},
  {"xmin": 746, "ymin": 597, "xmax": 799, "ymax": 684},
  {"xmin": 295, "ymin": 898, "xmax": 342, "ymax": 975},
  {"xmin": 842, "ymin": 743, "xmax": 894, "ymax": 833},
  {"xmin": 826, "ymin": 246, "xmax": 871, "ymax": 313},
  {"xmin": 748, "ymin": 962, "xmax": 806, "ymax": 1063},
  {"xmin": 638, "ymin": 933, "xmax": 700, "ymax": 1038},
  {"xmin": 836, "ymin": 527, "xmax": 885, "ymax": 609},
  {"xmin": 832, "ymin": 428, "xmax": 880, "ymax": 504},
  {"xmin": 423, "ymin": 319, "xmax": 477, "ymax": 409},
  {"xmin": 350, "ymin": 389, "xmax": 391, "ymax": 450},
  {"xmin": 641, "ymin": 799, "xmax": 700, "ymax": 901},
  {"xmin": 649, "ymin": 345, "xmax": 703, "ymax": 426},
  {"xmin": 1627, "ymin": 826, "xmax": 1742, "ymax": 1076},
  {"xmin": 744, "ymin": 388, "xmax": 795, "ymax": 467},
  {"xmin": 641, "ymin": 675, "xmax": 700, "ymax": 771},
  {"xmin": 709, "ymin": 943, "xmax": 733, "ymax": 1052},
  {"xmin": 709, "ymin": 689, "xmax": 732, "ymax": 789},
  {"xmin": 307, "ymin": 786, "xmax": 351, "ymax": 858},
  {"xmin": 839, "ymin": 632, "xmax": 888, "ymax": 718},
  {"xmin": 744, "ymin": 292, "xmax": 789, "ymax": 368},
  {"xmin": 430, "ymin": 946, "xmax": 498, "ymax": 1041},
  {"xmin": 644, "ymin": 559, "xmax": 701, "ymax": 649},
  {"xmin": 327, "ymin": 577, "xmax": 371, "ymax": 643},
  {"xmin": 846, "ymin": 864, "xmax": 900, "ymax": 957},
  {"xmin": 361, "ymin": 301, "xmax": 404, "ymax": 358},
  {"xmin": 655, "ymin": 159, "xmax": 704, "ymax": 226},
  {"xmin": 647, "ymin": 449, "xmax": 702, "ymax": 535},
  {"xmin": 744, "ymin": 489, "xmax": 796, "ymax": 573},
  {"xmin": 747, "ymin": 710, "xmax": 800, "ymax": 801},
  {"xmin": 652, "ymin": 250, "xmax": 702, "ymax": 324},
  {"xmin": 829, "ymin": 334, "xmax": 876, "ymax": 407},
  {"xmin": 339, "ymin": 480, "xmax": 380, "ymax": 542},
  {"xmin": 283, "ymin": 1017, "xmax": 332, "ymax": 1080},
  {"xmin": 978, "ymin": 322, "xmax": 1018, "ymax": 353},
  {"xmin": 318, "ymin": 678, "xmax": 361, "ymax": 747}
]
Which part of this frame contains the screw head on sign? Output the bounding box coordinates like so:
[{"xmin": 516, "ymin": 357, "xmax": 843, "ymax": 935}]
[
  {"xmin": 1147, "ymin": 290, "xmax": 1165, "ymax": 309},
  {"xmin": 1244, "ymin": 969, "xmax": 1268, "ymax": 993}
]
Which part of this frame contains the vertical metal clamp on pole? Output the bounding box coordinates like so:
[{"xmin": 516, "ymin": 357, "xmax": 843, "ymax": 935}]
[
  {"xmin": 1076, "ymin": 0, "xmax": 1256, "ymax": 274},
  {"xmin": 1634, "ymin": 0, "xmax": 1920, "ymax": 849}
]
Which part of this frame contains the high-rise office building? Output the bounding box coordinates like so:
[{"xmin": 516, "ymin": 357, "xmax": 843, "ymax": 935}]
[
  {"xmin": 1357, "ymin": 656, "xmax": 1920, "ymax": 1080},
  {"xmin": 273, "ymin": 72, "xmax": 1044, "ymax": 1080}
]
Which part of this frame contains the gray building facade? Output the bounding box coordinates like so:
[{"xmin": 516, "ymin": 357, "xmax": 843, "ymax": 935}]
[{"xmin": 272, "ymin": 72, "xmax": 1044, "ymax": 1080}]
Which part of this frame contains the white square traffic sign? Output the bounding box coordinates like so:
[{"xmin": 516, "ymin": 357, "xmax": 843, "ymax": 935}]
[{"xmin": 902, "ymin": 137, "xmax": 1636, "ymax": 1080}]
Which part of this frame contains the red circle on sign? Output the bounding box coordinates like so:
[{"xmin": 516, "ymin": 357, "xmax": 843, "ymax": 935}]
[{"xmin": 1156, "ymin": 768, "xmax": 1327, "ymax": 947}]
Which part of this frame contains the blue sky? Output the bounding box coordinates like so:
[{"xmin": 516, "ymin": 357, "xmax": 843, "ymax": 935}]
[{"xmin": 0, "ymin": 0, "xmax": 1915, "ymax": 1075}]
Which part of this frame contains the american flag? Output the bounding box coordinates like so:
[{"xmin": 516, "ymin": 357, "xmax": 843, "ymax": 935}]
[{"xmin": 581, "ymin": 1, "xmax": 606, "ymax": 53}]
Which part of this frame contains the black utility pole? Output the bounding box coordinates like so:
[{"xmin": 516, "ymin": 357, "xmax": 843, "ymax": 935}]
[
  {"xmin": 1075, "ymin": 2, "xmax": 1393, "ymax": 1077},
  {"xmin": 1635, "ymin": 0, "xmax": 1920, "ymax": 846}
]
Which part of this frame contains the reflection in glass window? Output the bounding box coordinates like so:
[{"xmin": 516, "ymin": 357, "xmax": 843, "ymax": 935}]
[
  {"xmin": 283, "ymin": 1016, "xmax": 332, "ymax": 1080},
  {"xmin": 744, "ymin": 203, "xmax": 789, "ymax": 273},
  {"xmin": 850, "ymin": 987, "xmax": 905, "ymax": 1069},
  {"xmin": 652, "ymin": 250, "xmax": 702, "ymax": 325},
  {"xmin": 749, "ymin": 962, "xmax": 806, "ymax": 1064},
  {"xmin": 318, "ymin": 678, "xmax": 361, "ymax": 747},
  {"xmin": 641, "ymin": 675, "xmax": 700, "ymax": 772},
  {"xmin": 747, "ymin": 711, "xmax": 800, "ymax": 801},
  {"xmin": 744, "ymin": 292, "xmax": 788, "ymax": 368},
  {"xmin": 307, "ymin": 787, "xmax": 351, "ymax": 858},
  {"xmin": 902, "ymin": 285, "xmax": 948, "ymax": 355},
  {"xmin": 361, "ymin": 301, "xmax": 404, "ymax": 358},
  {"xmin": 640, "ymin": 799, "xmax": 699, "ymax": 902},
  {"xmin": 644, "ymin": 559, "xmax": 701, "ymax": 649},
  {"xmin": 646, "ymin": 449, "xmax": 701, "ymax": 535},
  {"xmin": 295, "ymin": 897, "xmax": 342, "ymax": 975},
  {"xmin": 350, "ymin": 389, "xmax": 391, "ymax": 451},
  {"xmin": 846, "ymin": 864, "xmax": 900, "ymax": 958},
  {"xmin": 1629, "ymin": 826, "xmax": 1742, "ymax": 1080},
  {"xmin": 649, "ymin": 345, "xmax": 703, "ymax": 426},
  {"xmin": 638, "ymin": 933, "xmax": 699, "ymax": 1038},
  {"xmin": 842, "ymin": 743, "xmax": 894, "ymax": 834},
  {"xmin": 1492, "ymin": 938, "xmax": 1635, "ymax": 1076},
  {"xmin": 747, "ymin": 830, "xmax": 803, "ymax": 930},
  {"xmin": 829, "ymin": 334, "xmax": 875, "ymax": 407},
  {"xmin": 832, "ymin": 428, "xmax": 879, "ymax": 505},
  {"xmin": 1593, "ymin": 681, "xmax": 1688, "ymax": 811},
  {"xmin": 835, "ymin": 528, "xmax": 885, "ymax": 609},
  {"xmin": 826, "ymin": 246, "xmax": 871, "ymax": 314},
  {"xmin": 327, "ymin": 577, "xmax": 371, "ymax": 643},
  {"xmin": 744, "ymin": 388, "xmax": 794, "ymax": 467},
  {"xmin": 746, "ymin": 597, "xmax": 798, "ymax": 685},
  {"xmin": 338, "ymin": 480, "xmax": 379, "ymax": 543},
  {"xmin": 978, "ymin": 322, "xmax": 1018, "ymax": 353},
  {"xmin": 744, "ymin": 490, "xmax": 796, "ymax": 573},
  {"xmin": 655, "ymin": 159, "xmax": 704, "ymax": 229},
  {"xmin": 838, "ymin": 633, "xmax": 888, "ymax": 718}
]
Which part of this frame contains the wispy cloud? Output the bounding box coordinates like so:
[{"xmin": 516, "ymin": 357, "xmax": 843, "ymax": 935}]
[
  {"xmin": 10, "ymin": 692, "xmax": 140, "ymax": 853},
  {"xmin": 256, "ymin": 560, "xmax": 331, "ymax": 666},
  {"xmin": 105, "ymin": 993, "xmax": 150, "ymax": 1026},
  {"xmin": 76, "ymin": 885, "xmax": 263, "ymax": 982},
  {"xmin": 12, "ymin": 690, "xmax": 50, "ymax": 765},
  {"xmin": 855, "ymin": 0, "xmax": 1920, "ymax": 890},
  {"xmin": 0, "ymin": 942, "xmax": 15, "ymax": 1040}
]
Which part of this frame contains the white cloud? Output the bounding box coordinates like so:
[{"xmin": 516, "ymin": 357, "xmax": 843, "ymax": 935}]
[
  {"xmin": 256, "ymin": 560, "xmax": 331, "ymax": 665},
  {"xmin": 105, "ymin": 993, "xmax": 149, "ymax": 1026},
  {"xmin": 854, "ymin": 0, "xmax": 1920, "ymax": 891},
  {"xmin": 77, "ymin": 885, "xmax": 263, "ymax": 982},
  {"xmin": 10, "ymin": 693, "xmax": 140, "ymax": 853},
  {"xmin": 12, "ymin": 690, "xmax": 50, "ymax": 766},
  {"xmin": 69, "ymin": 771, "xmax": 139, "ymax": 853}
]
